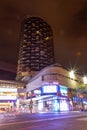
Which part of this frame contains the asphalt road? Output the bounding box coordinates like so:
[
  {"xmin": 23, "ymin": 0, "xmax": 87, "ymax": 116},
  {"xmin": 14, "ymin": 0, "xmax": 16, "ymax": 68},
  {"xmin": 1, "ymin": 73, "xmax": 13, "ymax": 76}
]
[{"xmin": 0, "ymin": 111, "xmax": 87, "ymax": 130}]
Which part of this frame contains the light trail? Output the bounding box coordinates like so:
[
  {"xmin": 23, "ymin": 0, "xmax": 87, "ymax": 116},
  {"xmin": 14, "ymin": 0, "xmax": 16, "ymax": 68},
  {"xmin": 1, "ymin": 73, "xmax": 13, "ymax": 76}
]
[{"xmin": 0, "ymin": 113, "xmax": 86, "ymax": 127}]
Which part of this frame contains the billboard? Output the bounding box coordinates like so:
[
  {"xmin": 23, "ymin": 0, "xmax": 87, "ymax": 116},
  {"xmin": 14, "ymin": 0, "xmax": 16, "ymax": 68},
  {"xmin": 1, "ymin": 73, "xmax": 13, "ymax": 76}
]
[
  {"xmin": 60, "ymin": 85, "xmax": 68, "ymax": 97},
  {"xmin": 41, "ymin": 84, "xmax": 58, "ymax": 95}
]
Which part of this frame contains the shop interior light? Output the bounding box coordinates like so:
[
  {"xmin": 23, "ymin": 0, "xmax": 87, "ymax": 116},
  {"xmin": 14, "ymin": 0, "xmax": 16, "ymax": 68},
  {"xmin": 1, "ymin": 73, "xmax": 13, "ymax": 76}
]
[
  {"xmin": 69, "ymin": 70, "xmax": 75, "ymax": 79},
  {"xmin": 83, "ymin": 76, "xmax": 87, "ymax": 84}
]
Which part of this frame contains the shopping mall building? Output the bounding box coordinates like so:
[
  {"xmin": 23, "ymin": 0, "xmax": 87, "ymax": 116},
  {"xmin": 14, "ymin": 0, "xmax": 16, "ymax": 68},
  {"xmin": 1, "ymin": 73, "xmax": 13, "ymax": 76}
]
[
  {"xmin": 0, "ymin": 80, "xmax": 26, "ymax": 112},
  {"xmin": 0, "ymin": 64, "xmax": 87, "ymax": 113},
  {"xmin": 26, "ymin": 64, "xmax": 87, "ymax": 113}
]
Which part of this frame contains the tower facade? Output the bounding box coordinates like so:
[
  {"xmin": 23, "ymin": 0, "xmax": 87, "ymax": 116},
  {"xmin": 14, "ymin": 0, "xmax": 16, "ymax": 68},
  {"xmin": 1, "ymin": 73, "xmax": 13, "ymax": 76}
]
[{"xmin": 16, "ymin": 16, "xmax": 55, "ymax": 81}]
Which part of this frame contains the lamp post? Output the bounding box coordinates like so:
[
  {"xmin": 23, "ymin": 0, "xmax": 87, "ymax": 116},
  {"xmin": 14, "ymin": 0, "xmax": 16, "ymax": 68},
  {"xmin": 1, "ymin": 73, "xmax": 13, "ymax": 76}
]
[
  {"xmin": 29, "ymin": 99, "xmax": 33, "ymax": 113},
  {"xmin": 69, "ymin": 70, "xmax": 75, "ymax": 79}
]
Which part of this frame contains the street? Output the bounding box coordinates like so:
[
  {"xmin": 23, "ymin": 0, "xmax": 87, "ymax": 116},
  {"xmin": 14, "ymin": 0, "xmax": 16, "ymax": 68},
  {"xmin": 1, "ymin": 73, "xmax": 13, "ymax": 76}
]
[{"xmin": 0, "ymin": 111, "xmax": 87, "ymax": 130}]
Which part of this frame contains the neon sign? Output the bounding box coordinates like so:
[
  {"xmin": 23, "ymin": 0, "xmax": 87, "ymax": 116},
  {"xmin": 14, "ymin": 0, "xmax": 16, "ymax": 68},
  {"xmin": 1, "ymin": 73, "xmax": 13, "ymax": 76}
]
[
  {"xmin": 0, "ymin": 96, "xmax": 17, "ymax": 100},
  {"xmin": 0, "ymin": 88, "xmax": 17, "ymax": 92},
  {"xmin": 60, "ymin": 86, "xmax": 68, "ymax": 96},
  {"xmin": 42, "ymin": 85, "xmax": 58, "ymax": 94}
]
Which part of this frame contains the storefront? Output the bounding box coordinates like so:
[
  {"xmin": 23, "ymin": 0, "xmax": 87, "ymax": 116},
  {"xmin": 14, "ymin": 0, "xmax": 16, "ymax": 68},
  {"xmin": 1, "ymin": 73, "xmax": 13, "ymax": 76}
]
[
  {"xmin": 0, "ymin": 87, "xmax": 17, "ymax": 111},
  {"xmin": 26, "ymin": 64, "xmax": 87, "ymax": 113},
  {"xmin": 0, "ymin": 80, "xmax": 25, "ymax": 112},
  {"xmin": 26, "ymin": 84, "xmax": 70, "ymax": 112}
]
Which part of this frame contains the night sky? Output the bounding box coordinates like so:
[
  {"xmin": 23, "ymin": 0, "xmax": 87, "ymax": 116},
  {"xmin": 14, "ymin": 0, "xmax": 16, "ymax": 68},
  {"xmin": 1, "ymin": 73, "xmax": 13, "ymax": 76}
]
[{"xmin": 0, "ymin": 0, "xmax": 87, "ymax": 74}]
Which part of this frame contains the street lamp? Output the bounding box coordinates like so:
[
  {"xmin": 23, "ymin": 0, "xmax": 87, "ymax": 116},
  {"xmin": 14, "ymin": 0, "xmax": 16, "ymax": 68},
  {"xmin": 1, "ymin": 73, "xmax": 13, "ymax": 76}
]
[
  {"xmin": 83, "ymin": 76, "xmax": 87, "ymax": 84},
  {"xmin": 69, "ymin": 70, "xmax": 75, "ymax": 79}
]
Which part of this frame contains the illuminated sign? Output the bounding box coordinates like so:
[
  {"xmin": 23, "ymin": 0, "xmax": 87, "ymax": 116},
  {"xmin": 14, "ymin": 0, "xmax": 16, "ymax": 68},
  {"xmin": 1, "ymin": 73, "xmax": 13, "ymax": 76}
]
[
  {"xmin": 60, "ymin": 86, "xmax": 68, "ymax": 96},
  {"xmin": 41, "ymin": 85, "xmax": 58, "ymax": 94},
  {"xmin": 0, "ymin": 96, "xmax": 17, "ymax": 100},
  {"xmin": 34, "ymin": 90, "xmax": 41, "ymax": 95},
  {"xmin": 0, "ymin": 88, "xmax": 17, "ymax": 92}
]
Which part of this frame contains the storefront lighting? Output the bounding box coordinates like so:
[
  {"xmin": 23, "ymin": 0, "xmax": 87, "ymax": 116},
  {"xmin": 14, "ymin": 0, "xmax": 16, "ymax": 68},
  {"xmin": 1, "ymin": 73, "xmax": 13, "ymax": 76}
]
[
  {"xmin": 0, "ymin": 96, "xmax": 17, "ymax": 100},
  {"xmin": 83, "ymin": 76, "xmax": 87, "ymax": 84},
  {"xmin": 0, "ymin": 88, "xmax": 17, "ymax": 92},
  {"xmin": 38, "ymin": 100, "xmax": 43, "ymax": 111}
]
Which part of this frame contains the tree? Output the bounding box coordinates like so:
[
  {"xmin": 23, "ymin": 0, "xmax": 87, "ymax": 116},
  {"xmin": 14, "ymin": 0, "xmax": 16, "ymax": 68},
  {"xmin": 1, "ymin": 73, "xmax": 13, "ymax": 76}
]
[
  {"xmin": 76, "ymin": 83, "xmax": 87, "ymax": 110},
  {"xmin": 76, "ymin": 83, "xmax": 86, "ymax": 94}
]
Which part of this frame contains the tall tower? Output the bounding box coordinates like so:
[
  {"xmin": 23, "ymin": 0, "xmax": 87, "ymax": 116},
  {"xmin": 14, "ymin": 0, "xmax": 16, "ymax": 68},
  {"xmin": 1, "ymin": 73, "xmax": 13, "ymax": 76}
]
[{"xmin": 16, "ymin": 16, "xmax": 55, "ymax": 81}]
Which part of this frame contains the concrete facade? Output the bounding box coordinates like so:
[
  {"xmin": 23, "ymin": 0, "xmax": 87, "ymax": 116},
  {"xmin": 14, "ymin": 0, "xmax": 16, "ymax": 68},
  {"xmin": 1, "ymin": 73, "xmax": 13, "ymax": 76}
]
[{"xmin": 26, "ymin": 64, "xmax": 83, "ymax": 92}]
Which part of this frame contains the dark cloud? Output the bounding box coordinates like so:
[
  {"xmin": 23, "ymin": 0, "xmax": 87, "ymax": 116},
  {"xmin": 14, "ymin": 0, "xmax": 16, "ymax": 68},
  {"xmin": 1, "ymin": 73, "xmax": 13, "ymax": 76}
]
[{"xmin": 68, "ymin": 5, "xmax": 87, "ymax": 37}]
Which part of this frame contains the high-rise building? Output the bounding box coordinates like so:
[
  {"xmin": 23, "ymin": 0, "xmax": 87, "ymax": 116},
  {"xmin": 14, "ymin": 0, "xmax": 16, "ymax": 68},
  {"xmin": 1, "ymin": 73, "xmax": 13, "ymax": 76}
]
[{"xmin": 16, "ymin": 16, "xmax": 55, "ymax": 81}]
